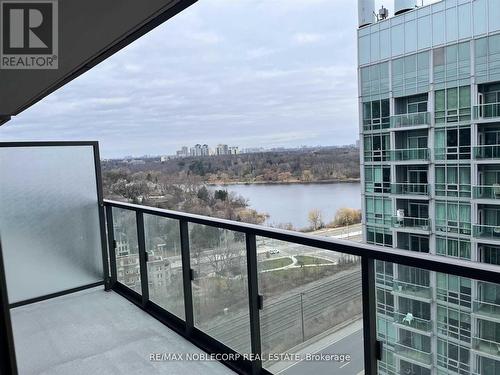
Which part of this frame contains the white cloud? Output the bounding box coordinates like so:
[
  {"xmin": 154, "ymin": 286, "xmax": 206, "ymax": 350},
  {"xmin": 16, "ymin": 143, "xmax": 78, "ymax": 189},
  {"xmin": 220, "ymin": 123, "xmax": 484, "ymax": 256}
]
[
  {"xmin": 293, "ymin": 32, "xmax": 323, "ymax": 45},
  {"xmin": 190, "ymin": 31, "xmax": 222, "ymax": 45}
]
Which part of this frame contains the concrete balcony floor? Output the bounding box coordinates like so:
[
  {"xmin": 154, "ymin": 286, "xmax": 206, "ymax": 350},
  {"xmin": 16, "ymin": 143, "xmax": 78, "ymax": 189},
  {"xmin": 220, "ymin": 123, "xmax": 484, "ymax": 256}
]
[{"xmin": 11, "ymin": 287, "xmax": 234, "ymax": 375}]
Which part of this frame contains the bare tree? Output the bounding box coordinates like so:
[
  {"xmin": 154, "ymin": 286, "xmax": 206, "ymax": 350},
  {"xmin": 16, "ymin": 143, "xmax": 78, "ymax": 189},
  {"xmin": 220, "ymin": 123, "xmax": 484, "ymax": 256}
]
[{"xmin": 308, "ymin": 209, "xmax": 324, "ymax": 231}]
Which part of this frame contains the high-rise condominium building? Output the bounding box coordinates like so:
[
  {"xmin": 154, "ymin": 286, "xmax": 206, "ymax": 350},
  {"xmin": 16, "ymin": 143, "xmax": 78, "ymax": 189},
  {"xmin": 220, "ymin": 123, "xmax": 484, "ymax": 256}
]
[{"xmin": 358, "ymin": 1, "xmax": 500, "ymax": 374}]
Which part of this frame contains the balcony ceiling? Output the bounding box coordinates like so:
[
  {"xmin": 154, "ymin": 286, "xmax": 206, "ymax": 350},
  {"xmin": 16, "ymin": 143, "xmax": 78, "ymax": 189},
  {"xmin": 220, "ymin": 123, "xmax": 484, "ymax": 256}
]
[{"xmin": 0, "ymin": 0, "xmax": 197, "ymax": 126}]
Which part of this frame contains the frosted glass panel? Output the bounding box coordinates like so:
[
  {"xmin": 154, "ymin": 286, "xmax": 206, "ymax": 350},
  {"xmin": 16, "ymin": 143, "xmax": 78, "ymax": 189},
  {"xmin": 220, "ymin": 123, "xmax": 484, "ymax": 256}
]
[{"xmin": 0, "ymin": 145, "xmax": 103, "ymax": 303}]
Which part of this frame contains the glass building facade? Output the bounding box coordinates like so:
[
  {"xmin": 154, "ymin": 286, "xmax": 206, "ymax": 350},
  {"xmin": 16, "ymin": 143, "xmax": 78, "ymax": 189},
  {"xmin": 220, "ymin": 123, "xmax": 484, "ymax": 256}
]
[{"xmin": 359, "ymin": 1, "xmax": 500, "ymax": 374}]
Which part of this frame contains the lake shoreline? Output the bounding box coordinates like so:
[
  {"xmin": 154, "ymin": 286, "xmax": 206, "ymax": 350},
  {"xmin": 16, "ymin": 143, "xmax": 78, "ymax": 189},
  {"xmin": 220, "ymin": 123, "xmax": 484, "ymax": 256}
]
[
  {"xmin": 207, "ymin": 178, "xmax": 360, "ymax": 187},
  {"xmin": 208, "ymin": 181, "xmax": 361, "ymax": 229}
]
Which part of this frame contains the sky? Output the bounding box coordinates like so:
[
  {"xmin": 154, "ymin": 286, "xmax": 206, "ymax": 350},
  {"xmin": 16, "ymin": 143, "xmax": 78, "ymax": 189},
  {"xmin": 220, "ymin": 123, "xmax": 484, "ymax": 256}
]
[{"xmin": 0, "ymin": 0, "xmax": 440, "ymax": 158}]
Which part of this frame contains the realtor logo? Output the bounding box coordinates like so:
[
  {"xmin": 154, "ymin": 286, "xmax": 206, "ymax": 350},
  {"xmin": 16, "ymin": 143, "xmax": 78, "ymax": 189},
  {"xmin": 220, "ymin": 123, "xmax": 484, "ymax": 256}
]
[{"xmin": 1, "ymin": 0, "xmax": 58, "ymax": 69}]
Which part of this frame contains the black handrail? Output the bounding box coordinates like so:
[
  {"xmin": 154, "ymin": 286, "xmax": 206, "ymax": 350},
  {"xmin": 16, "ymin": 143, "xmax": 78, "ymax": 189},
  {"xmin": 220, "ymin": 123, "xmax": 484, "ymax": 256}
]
[{"xmin": 104, "ymin": 199, "xmax": 500, "ymax": 284}]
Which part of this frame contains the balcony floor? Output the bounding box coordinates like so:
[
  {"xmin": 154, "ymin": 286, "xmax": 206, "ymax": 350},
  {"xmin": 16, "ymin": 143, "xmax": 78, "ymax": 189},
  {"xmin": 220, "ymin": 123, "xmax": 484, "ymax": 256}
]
[{"xmin": 10, "ymin": 287, "xmax": 234, "ymax": 375}]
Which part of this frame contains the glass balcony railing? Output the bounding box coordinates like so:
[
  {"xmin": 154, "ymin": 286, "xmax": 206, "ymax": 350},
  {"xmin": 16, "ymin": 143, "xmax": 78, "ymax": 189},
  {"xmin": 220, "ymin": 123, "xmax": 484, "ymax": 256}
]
[
  {"xmin": 392, "ymin": 217, "xmax": 430, "ymax": 231},
  {"xmin": 474, "ymin": 102, "xmax": 500, "ymax": 120},
  {"xmin": 390, "ymin": 148, "xmax": 429, "ymax": 161},
  {"xmin": 365, "ymin": 182, "xmax": 391, "ymax": 194},
  {"xmin": 472, "ymin": 336, "xmax": 500, "ymax": 357},
  {"xmin": 473, "ymin": 300, "xmax": 500, "ymax": 321},
  {"xmin": 393, "ymin": 342, "xmax": 432, "ymax": 366},
  {"xmin": 391, "ymin": 183, "xmax": 429, "ymax": 196},
  {"xmin": 474, "ymin": 145, "xmax": 500, "ymax": 160},
  {"xmin": 435, "ymin": 146, "xmax": 471, "ymax": 161},
  {"xmin": 393, "ymin": 311, "xmax": 432, "ymax": 333},
  {"xmin": 363, "ymin": 119, "xmax": 390, "ymax": 132},
  {"xmin": 473, "ymin": 225, "xmax": 500, "ymax": 240},
  {"xmin": 364, "ymin": 150, "xmax": 390, "ymax": 162},
  {"xmin": 473, "ymin": 185, "xmax": 500, "ymax": 200},
  {"xmin": 436, "ymin": 220, "xmax": 472, "ymax": 236},
  {"xmin": 393, "ymin": 280, "xmax": 432, "ymax": 300},
  {"xmin": 390, "ymin": 112, "xmax": 431, "ymax": 129}
]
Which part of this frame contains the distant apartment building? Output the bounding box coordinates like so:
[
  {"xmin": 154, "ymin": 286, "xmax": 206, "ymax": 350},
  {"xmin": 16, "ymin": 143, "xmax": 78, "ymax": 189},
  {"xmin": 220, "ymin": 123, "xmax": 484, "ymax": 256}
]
[
  {"xmin": 175, "ymin": 144, "xmax": 238, "ymax": 158},
  {"xmin": 201, "ymin": 144, "xmax": 209, "ymax": 156},
  {"xmin": 190, "ymin": 144, "xmax": 203, "ymax": 157},
  {"xmin": 358, "ymin": 0, "xmax": 500, "ymax": 374},
  {"xmin": 115, "ymin": 231, "xmax": 172, "ymax": 296},
  {"xmin": 216, "ymin": 144, "xmax": 229, "ymax": 155},
  {"xmin": 176, "ymin": 146, "xmax": 189, "ymax": 158}
]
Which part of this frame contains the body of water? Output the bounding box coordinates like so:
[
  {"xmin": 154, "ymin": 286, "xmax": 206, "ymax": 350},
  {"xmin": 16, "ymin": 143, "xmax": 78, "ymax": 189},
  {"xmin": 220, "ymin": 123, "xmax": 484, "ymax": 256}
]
[{"xmin": 217, "ymin": 182, "xmax": 361, "ymax": 230}]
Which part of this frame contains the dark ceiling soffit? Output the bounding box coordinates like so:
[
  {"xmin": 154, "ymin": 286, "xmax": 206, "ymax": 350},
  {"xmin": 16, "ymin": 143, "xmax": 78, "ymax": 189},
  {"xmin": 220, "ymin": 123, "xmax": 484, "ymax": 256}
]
[
  {"xmin": 0, "ymin": 116, "xmax": 11, "ymax": 126},
  {"xmin": 0, "ymin": 0, "xmax": 198, "ymax": 127}
]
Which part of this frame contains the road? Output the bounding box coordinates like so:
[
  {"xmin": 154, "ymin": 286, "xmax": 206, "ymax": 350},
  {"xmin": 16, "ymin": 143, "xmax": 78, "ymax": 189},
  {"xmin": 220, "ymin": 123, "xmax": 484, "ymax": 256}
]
[
  {"xmin": 203, "ymin": 268, "xmax": 362, "ymax": 355},
  {"xmin": 282, "ymin": 328, "xmax": 364, "ymax": 375},
  {"xmin": 162, "ymin": 223, "xmax": 363, "ymax": 276}
]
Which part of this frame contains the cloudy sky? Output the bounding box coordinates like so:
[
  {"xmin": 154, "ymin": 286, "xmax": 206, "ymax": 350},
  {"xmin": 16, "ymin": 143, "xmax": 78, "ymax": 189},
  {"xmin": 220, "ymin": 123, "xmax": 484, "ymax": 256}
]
[{"xmin": 0, "ymin": 0, "xmax": 439, "ymax": 158}]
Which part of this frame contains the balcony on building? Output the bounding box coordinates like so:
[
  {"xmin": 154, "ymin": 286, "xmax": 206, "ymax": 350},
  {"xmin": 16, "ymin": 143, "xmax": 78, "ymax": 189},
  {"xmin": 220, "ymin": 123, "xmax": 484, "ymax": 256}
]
[
  {"xmin": 364, "ymin": 132, "xmax": 390, "ymax": 162},
  {"xmin": 435, "ymin": 200, "xmax": 472, "ymax": 236},
  {"xmin": 365, "ymin": 165, "xmax": 391, "ymax": 194},
  {"xmin": 474, "ymin": 82, "xmax": 500, "ymax": 122},
  {"xmin": 392, "ymin": 200, "xmax": 430, "ymax": 233},
  {"xmin": 474, "ymin": 205, "xmax": 500, "ymax": 240},
  {"xmin": 473, "ymin": 281, "xmax": 500, "ymax": 323},
  {"xmin": 435, "ymin": 126, "xmax": 471, "ymax": 161},
  {"xmin": 393, "ymin": 265, "xmax": 431, "ymax": 302},
  {"xmin": 435, "ymin": 164, "xmax": 471, "ymax": 199},
  {"xmin": 472, "ymin": 319, "xmax": 500, "ymax": 360},
  {"xmin": 396, "ymin": 233, "xmax": 429, "ymax": 254},
  {"xmin": 362, "ymin": 98, "xmax": 390, "ymax": 132},
  {"xmin": 394, "ymin": 330, "xmax": 432, "ymax": 368},
  {"xmin": 474, "ymin": 165, "xmax": 500, "ymax": 201},
  {"xmin": 391, "ymin": 165, "xmax": 429, "ymax": 197},
  {"xmin": 390, "ymin": 94, "xmax": 430, "ymax": 130},
  {"xmin": 474, "ymin": 123, "xmax": 500, "ymax": 164},
  {"xmin": 478, "ymin": 244, "xmax": 500, "ymax": 267},
  {"xmin": 393, "ymin": 296, "xmax": 432, "ymax": 335},
  {"xmin": 399, "ymin": 360, "xmax": 431, "ymax": 375},
  {"xmin": 475, "ymin": 356, "xmax": 500, "ymax": 375},
  {"xmin": 390, "ymin": 130, "xmax": 429, "ymax": 162}
]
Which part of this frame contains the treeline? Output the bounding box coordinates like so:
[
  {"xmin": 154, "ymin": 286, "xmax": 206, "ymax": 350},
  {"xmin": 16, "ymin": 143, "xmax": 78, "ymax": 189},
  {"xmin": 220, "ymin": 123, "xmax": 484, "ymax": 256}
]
[
  {"xmin": 102, "ymin": 170, "xmax": 267, "ymax": 224},
  {"xmin": 103, "ymin": 146, "xmax": 360, "ymax": 184}
]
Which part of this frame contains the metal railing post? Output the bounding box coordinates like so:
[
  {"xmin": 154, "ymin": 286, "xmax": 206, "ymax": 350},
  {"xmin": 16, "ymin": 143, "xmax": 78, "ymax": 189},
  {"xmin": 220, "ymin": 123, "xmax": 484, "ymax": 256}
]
[
  {"xmin": 92, "ymin": 142, "xmax": 111, "ymax": 292},
  {"xmin": 180, "ymin": 220, "xmax": 194, "ymax": 336},
  {"xmin": 136, "ymin": 211, "xmax": 149, "ymax": 307},
  {"xmin": 362, "ymin": 256, "xmax": 379, "ymax": 375},
  {"xmin": 245, "ymin": 233, "xmax": 262, "ymax": 375},
  {"xmin": 105, "ymin": 205, "xmax": 117, "ymax": 288},
  {"xmin": 0, "ymin": 240, "xmax": 18, "ymax": 375}
]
